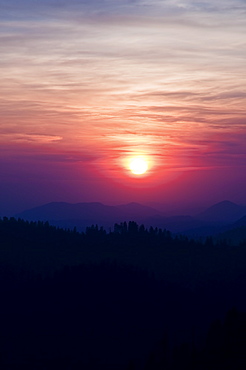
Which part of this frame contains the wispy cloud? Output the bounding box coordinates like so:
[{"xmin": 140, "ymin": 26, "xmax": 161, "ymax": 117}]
[{"xmin": 0, "ymin": 0, "xmax": 245, "ymax": 182}]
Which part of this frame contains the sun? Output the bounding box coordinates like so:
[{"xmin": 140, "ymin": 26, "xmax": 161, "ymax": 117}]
[{"xmin": 129, "ymin": 157, "xmax": 148, "ymax": 175}]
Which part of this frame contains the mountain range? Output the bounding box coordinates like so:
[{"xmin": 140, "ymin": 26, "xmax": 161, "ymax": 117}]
[
  {"xmin": 196, "ymin": 200, "xmax": 246, "ymax": 224},
  {"xmin": 14, "ymin": 200, "xmax": 246, "ymax": 240}
]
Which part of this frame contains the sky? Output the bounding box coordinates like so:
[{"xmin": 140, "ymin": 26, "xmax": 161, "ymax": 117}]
[{"xmin": 1, "ymin": 0, "xmax": 246, "ymax": 215}]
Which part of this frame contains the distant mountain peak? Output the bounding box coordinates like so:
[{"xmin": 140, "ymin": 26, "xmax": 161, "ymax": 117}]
[
  {"xmin": 217, "ymin": 199, "xmax": 235, "ymax": 204},
  {"xmin": 15, "ymin": 201, "xmax": 161, "ymax": 226},
  {"xmin": 197, "ymin": 200, "xmax": 246, "ymax": 224},
  {"xmin": 211, "ymin": 200, "xmax": 238, "ymax": 207}
]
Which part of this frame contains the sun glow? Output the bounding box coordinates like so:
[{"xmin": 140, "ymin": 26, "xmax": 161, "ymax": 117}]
[{"xmin": 129, "ymin": 157, "xmax": 148, "ymax": 175}]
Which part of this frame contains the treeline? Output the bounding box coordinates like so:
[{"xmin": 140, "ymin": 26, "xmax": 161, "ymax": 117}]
[
  {"xmin": 1, "ymin": 216, "xmax": 246, "ymax": 292},
  {"xmin": 0, "ymin": 216, "xmax": 232, "ymax": 249}
]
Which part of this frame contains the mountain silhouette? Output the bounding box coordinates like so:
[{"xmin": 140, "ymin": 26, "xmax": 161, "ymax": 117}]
[
  {"xmin": 213, "ymin": 215, "xmax": 246, "ymax": 245},
  {"xmin": 233, "ymin": 215, "xmax": 246, "ymax": 228},
  {"xmin": 15, "ymin": 202, "xmax": 162, "ymax": 230},
  {"xmin": 215, "ymin": 225, "xmax": 246, "ymax": 246},
  {"xmin": 197, "ymin": 200, "xmax": 246, "ymax": 224},
  {"xmin": 15, "ymin": 200, "xmax": 246, "ymax": 235}
]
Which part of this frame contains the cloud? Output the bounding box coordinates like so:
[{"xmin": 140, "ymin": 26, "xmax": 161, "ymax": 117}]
[
  {"xmin": 13, "ymin": 133, "xmax": 63, "ymax": 143},
  {"xmin": 0, "ymin": 0, "xmax": 245, "ymax": 178},
  {"xmin": 1, "ymin": 0, "xmax": 245, "ymax": 26}
]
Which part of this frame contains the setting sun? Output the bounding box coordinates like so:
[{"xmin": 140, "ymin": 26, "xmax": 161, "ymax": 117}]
[{"xmin": 129, "ymin": 157, "xmax": 148, "ymax": 175}]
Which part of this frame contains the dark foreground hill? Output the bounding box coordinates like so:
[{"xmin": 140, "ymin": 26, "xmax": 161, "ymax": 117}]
[{"xmin": 1, "ymin": 218, "xmax": 246, "ymax": 369}]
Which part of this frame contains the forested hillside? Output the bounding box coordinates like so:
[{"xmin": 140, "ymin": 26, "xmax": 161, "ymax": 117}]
[
  {"xmin": 1, "ymin": 217, "xmax": 246, "ymax": 285},
  {"xmin": 1, "ymin": 217, "xmax": 246, "ymax": 368}
]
